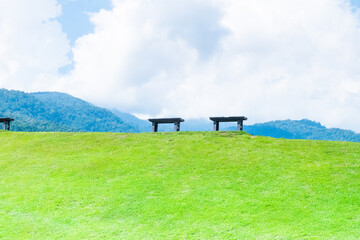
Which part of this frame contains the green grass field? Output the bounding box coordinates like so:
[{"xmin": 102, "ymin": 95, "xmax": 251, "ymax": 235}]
[{"xmin": 0, "ymin": 131, "xmax": 359, "ymax": 239}]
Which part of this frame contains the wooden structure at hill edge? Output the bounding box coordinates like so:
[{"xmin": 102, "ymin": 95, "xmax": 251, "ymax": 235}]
[
  {"xmin": 148, "ymin": 118, "xmax": 185, "ymax": 132},
  {"xmin": 0, "ymin": 118, "xmax": 14, "ymax": 131},
  {"xmin": 210, "ymin": 116, "xmax": 247, "ymax": 131}
]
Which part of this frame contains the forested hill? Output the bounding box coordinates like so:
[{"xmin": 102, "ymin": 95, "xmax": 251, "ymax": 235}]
[
  {"xmin": 243, "ymin": 119, "xmax": 360, "ymax": 142},
  {"xmin": 0, "ymin": 89, "xmax": 138, "ymax": 132}
]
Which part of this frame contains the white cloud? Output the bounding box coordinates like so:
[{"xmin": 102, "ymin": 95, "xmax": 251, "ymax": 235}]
[
  {"xmin": 1, "ymin": 0, "xmax": 360, "ymax": 132},
  {"xmin": 0, "ymin": 0, "xmax": 70, "ymax": 91},
  {"xmin": 62, "ymin": 0, "xmax": 360, "ymax": 131}
]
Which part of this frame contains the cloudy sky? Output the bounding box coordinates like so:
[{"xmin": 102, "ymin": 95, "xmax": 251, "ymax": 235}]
[{"xmin": 1, "ymin": 0, "xmax": 360, "ymax": 131}]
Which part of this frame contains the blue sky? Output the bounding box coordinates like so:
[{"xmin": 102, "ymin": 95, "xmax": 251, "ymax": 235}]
[
  {"xmin": 351, "ymin": 0, "xmax": 360, "ymax": 7},
  {"xmin": 57, "ymin": 0, "xmax": 112, "ymax": 44}
]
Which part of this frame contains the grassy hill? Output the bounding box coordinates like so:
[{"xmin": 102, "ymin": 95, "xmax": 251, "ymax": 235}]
[{"xmin": 0, "ymin": 131, "xmax": 359, "ymax": 239}]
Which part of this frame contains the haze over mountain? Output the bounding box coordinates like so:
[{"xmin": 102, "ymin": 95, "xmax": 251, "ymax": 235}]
[{"xmin": 0, "ymin": 89, "xmax": 359, "ymax": 142}]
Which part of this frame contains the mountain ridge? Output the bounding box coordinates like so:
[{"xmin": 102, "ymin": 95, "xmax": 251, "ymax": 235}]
[
  {"xmin": 0, "ymin": 88, "xmax": 359, "ymax": 142},
  {"xmin": 0, "ymin": 89, "xmax": 138, "ymax": 132}
]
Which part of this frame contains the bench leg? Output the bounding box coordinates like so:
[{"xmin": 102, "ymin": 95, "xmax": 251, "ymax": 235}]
[
  {"xmin": 152, "ymin": 123, "xmax": 158, "ymax": 132},
  {"xmin": 237, "ymin": 121, "xmax": 243, "ymax": 131},
  {"xmin": 3, "ymin": 121, "xmax": 10, "ymax": 131},
  {"xmin": 213, "ymin": 121, "xmax": 219, "ymax": 131},
  {"xmin": 174, "ymin": 122, "xmax": 180, "ymax": 132}
]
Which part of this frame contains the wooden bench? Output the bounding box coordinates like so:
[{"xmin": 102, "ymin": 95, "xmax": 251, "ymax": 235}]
[
  {"xmin": 148, "ymin": 118, "xmax": 185, "ymax": 132},
  {"xmin": 0, "ymin": 118, "xmax": 14, "ymax": 131},
  {"xmin": 209, "ymin": 116, "xmax": 247, "ymax": 131}
]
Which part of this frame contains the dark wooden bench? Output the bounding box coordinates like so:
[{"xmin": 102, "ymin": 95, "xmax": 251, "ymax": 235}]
[
  {"xmin": 0, "ymin": 118, "xmax": 14, "ymax": 131},
  {"xmin": 148, "ymin": 118, "xmax": 185, "ymax": 132},
  {"xmin": 209, "ymin": 116, "xmax": 247, "ymax": 131}
]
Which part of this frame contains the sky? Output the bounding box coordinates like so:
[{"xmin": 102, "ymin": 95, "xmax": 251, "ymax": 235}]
[{"xmin": 1, "ymin": 0, "xmax": 360, "ymax": 132}]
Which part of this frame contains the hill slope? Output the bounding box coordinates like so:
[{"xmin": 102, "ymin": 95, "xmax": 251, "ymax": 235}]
[
  {"xmin": 0, "ymin": 89, "xmax": 138, "ymax": 132},
  {"xmin": 0, "ymin": 131, "xmax": 359, "ymax": 239}
]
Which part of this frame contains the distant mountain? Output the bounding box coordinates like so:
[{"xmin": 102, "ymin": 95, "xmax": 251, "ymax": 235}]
[
  {"xmin": 0, "ymin": 88, "xmax": 359, "ymax": 142},
  {"xmin": 0, "ymin": 89, "xmax": 138, "ymax": 132},
  {"xmin": 242, "ymin": 119, "xmax": 360, "ymax": 142},
  {"xmin": 111, "ymin": 109, "xmax": 149, "ymax": 132}
]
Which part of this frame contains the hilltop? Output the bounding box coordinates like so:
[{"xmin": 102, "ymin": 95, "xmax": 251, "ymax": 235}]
[{"xmin": 0, "ymin": 131, "xmax": 359, "ymax": 239}]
